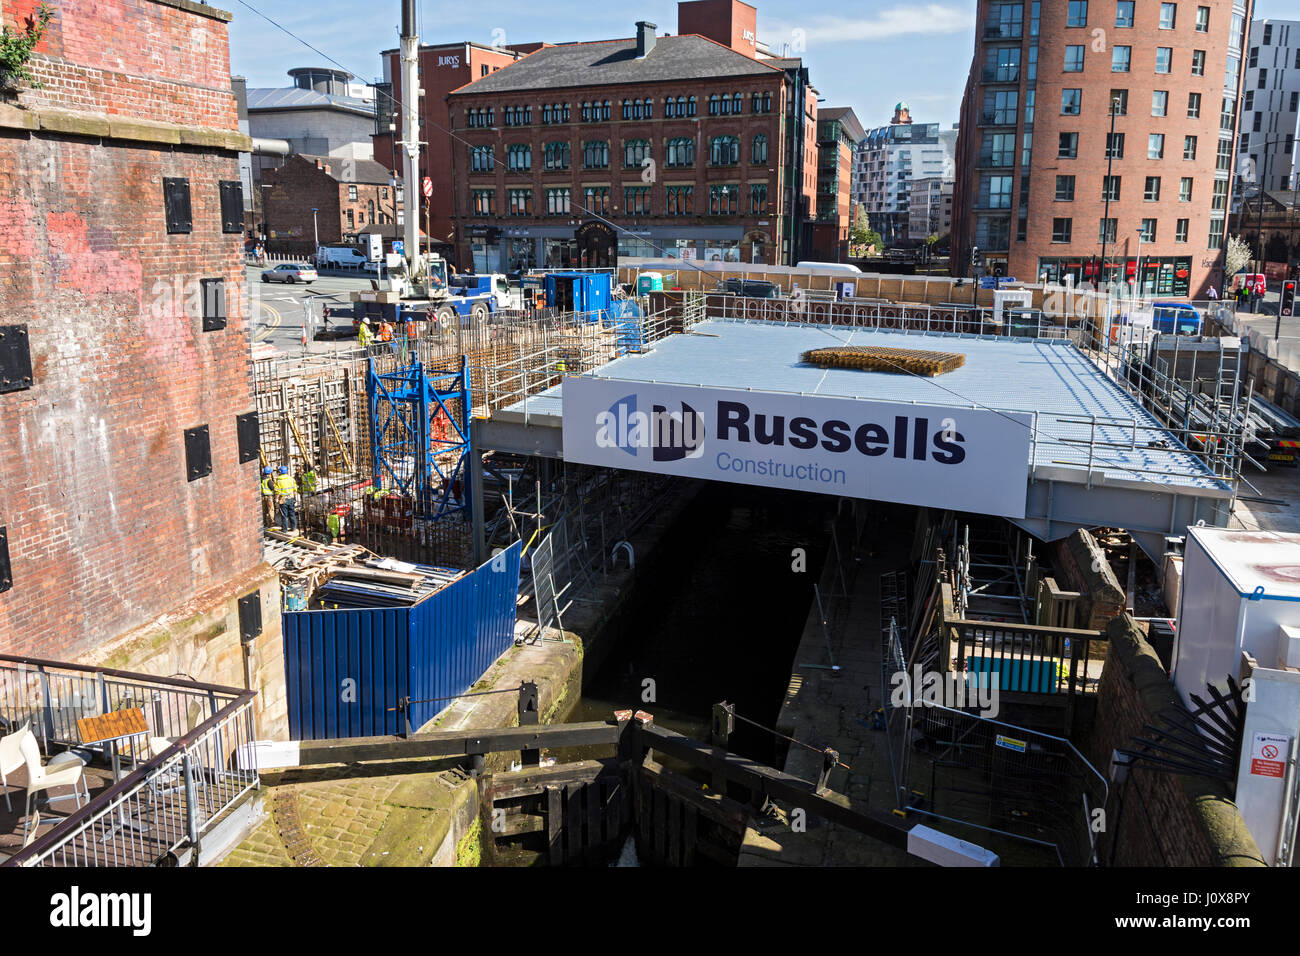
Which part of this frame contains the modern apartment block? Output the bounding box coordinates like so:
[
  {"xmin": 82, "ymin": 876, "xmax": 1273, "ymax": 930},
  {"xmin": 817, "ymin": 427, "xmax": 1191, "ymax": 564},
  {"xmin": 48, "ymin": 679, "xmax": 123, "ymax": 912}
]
[
  {"xmin": 1239, "ymin": 19, "xmax": 1300, "ymax": 193},
  {"xmin": 813, "ymin": 107, "xmax": 865, "ymax": 261},
  {"xmin": 852, "ymin": 104, "xmax": 957, "ymax": 245},
  {"xmin": 445, "ymin": 1, "xmax": 819, "ymax": 271},
  {"xmin": 951, "ymin": 0, "xmax": 1253, "ymax": 295},
  {"xmin": 908, "ymin": 177, "xmax": 955, "ymax": 239}
]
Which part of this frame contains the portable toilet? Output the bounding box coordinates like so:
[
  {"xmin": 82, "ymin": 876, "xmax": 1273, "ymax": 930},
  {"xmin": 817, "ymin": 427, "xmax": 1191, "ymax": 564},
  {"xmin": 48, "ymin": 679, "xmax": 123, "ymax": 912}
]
[{"xmin": 637, "ymin": 272, "xmax": 664, "ymax": 296}]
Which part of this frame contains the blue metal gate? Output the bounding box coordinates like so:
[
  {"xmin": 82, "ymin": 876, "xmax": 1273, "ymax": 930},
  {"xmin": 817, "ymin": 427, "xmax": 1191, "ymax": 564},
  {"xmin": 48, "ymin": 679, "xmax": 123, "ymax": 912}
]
[{"xmin": 282, "ymin": 541, "xmax": 522, "ymax": 740}]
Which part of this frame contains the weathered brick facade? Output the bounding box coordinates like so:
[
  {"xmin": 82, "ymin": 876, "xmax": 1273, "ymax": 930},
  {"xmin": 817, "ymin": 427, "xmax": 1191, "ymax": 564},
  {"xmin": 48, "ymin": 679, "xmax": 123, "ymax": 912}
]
[
  {"xmin": 0, "ymin": 0, "xmax": 286, "ymax": 734},
  {"xmin": 262, "ymin": 154, "xmax": 398, "ymax": 251}
]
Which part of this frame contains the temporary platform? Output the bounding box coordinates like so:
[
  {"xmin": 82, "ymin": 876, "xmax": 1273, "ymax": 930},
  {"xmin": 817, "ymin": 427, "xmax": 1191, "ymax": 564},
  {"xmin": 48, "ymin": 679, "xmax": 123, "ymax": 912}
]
[{"xmin": 482, "ymin": 318, "xmax": 1235, "ymax": 557}]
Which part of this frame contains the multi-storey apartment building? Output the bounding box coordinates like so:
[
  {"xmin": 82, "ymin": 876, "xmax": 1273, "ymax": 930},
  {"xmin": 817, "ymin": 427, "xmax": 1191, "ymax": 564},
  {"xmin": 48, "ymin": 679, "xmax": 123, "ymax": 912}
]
[
  {"xmin": 813, "ymin": 107, "xmax": 865, "ymax": 261},
  {"xmin": 1239, "ymin": 19, "xmax": 1300, "ymax": 194},
  {"xmin": 853, "ymin": 104, "xmax": 957, "ymax": 245},
  {"xmin": 952, "ymin": 0, "xmax": 1253, "ymax": 294},
  {"xmin": 445, "ymin": 3, "xmax": 818, "ymax": 271},
  {"xmin": 908, "ymin": 177, "xmax": 955, "ymax": 239}
]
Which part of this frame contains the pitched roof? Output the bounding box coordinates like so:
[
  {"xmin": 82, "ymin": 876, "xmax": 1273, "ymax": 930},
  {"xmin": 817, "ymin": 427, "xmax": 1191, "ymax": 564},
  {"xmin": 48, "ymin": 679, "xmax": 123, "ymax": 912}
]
[
  {"xmin": 295, "ymin": 154, "xmax": 397, "ymax": 186},
  {"xmin": 448, "ymin": 34, "xmax": 782, "ymax": 96}
]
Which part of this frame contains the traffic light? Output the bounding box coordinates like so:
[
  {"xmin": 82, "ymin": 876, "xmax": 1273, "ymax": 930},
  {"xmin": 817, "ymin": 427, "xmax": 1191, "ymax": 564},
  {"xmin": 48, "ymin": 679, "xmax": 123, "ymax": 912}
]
[
  {"xmin": 1283, "ymin": 280, "xmax": 1297, "ymax": 318},
  {"xmin": 971, "ymin": 245, "xmax": 981, "ymax": 266}
]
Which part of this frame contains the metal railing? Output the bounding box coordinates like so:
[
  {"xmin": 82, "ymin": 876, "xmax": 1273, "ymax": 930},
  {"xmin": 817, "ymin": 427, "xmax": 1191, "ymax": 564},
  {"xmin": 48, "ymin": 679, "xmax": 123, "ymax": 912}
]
[
  {"xmin": 0, "ymin": 655, "xmax": 258, "ymax": 867},
  {"xmin": 941, "ymin": 618, "xmax": 1107, "ymax": 699}
]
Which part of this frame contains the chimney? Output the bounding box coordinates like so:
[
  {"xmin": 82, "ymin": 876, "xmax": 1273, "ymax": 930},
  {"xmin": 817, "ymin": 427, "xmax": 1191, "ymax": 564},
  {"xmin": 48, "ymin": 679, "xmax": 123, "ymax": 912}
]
[{"xmin": 636, "ymin": 21, "xmax": 657, "ymax": 58}]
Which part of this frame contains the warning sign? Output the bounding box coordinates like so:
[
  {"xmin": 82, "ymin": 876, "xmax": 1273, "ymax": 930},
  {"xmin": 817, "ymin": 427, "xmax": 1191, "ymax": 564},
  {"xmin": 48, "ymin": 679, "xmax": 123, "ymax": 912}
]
[
  {"xmin": 1249, "ymin": 732, "xmax": 1290, "ymax": 778},
  {"xmin": 995, "ymin": 734, "xmax": 1027, "ymax": 754}
]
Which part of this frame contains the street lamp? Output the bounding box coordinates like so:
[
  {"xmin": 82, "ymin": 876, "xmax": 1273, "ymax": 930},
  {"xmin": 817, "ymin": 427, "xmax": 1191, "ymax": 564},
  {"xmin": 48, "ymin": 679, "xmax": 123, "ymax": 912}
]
[
  {"xmin": 311, "ymin": 207, "xmax": 319, "ymax": 254},
  {"xmin": 1099, "ymin": 95, "xmax": 1120, "ymax": 291},
  {"xmin": 260, "ymin": 183, "xmax": 273, "ymax": 246}
]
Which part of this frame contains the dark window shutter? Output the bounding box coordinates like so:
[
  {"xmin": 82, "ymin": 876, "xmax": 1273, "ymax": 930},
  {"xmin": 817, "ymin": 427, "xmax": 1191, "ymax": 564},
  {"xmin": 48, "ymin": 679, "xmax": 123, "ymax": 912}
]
[
  {"xmin": 0, "ymin": 527, "xmax": 10, "ymax": 593},
  {"xmin": 200, "ymin": 277, "xmax": 227, "ymax": 332},
  {"xmin": 0, "ymin": 325, "xmax": 33, "ymax": 393},
  {"xmin": 164, "ymin": 177, "xmax": 192, "ymax": 234},
  {"xmin": 219, "ymin": 180, "xmax": 244, "ymax": 234},
  {"xmin": 236, "ymin": 411, "xmax": 260, "ymax": 463},
  {"xmin": 184, "ymin": 425, "xmax": 211, "ymax": 481}
]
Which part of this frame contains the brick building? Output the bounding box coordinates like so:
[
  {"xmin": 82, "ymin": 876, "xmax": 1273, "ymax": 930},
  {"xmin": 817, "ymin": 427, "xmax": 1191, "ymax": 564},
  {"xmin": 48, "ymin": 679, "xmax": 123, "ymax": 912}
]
[
  {"xmin": 445, "ymin": 0, "xmax": 819, "ymax": 271},
  {"xmin": 372, "ymin": 41, "xmax": 537, "ymax": 258},
  {"xmin": 812, "ymin": 106, "xmax": 864, "ymax": 261},
  {"xmin": 262, "ymin": 153, "xmax": 401, "ymax": 254},
  {"xmin": 951, "ymin": 0, "xmax": 1254, "ymax": 296},
  {"xmin": 0, "ymin": 0, "xmax": 284, "ymax": 734}
]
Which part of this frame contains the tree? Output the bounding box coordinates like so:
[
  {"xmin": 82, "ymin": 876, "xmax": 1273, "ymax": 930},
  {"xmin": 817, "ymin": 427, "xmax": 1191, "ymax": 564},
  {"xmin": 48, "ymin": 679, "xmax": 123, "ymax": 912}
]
[
  {"xmin": 1225, "ymin": 234, "xmax": 1252, "ymax": 278},
  {"xmin": 849, "ymin": 206, "xmax": 882, "ymax": 254}
]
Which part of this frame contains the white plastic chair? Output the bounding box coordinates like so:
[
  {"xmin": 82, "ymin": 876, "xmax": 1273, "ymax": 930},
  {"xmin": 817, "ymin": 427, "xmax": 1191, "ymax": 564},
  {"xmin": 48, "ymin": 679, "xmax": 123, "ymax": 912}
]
[
  {"xmin": 20, "ymin": 730, "xmax": 90, "ymax": 842},
  {"xmin": 0, "ymin": 722, "xmax": 30, "ymax": 812}
]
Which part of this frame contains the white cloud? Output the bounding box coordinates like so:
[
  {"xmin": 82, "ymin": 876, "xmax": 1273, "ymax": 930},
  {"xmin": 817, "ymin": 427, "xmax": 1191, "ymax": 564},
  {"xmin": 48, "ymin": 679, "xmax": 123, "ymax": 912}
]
[{"xmin": 769, "ymin": 4, "xmax": 975, "ymax": 45}]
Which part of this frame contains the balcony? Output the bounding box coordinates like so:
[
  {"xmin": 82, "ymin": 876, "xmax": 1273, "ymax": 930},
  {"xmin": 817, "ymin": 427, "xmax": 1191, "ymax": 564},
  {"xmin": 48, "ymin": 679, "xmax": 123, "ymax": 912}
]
[
  {"xmin": 976, "ymin": 152, "xmax": 1016, "ymax": 170},
  {"xmin": 983, "ymin": 23, "xmax": 1023, "ymax": 40},
  {"xmin": 978, "ymin": 112, "xmax": 1018, "ymax": 128},
  {"xmin": 981, "ymin": 67, "xmax": 1021, "ymax": 84},
  {"xmin": 0, "ymin": 654, "xmax": 258, "ymax": 867}
]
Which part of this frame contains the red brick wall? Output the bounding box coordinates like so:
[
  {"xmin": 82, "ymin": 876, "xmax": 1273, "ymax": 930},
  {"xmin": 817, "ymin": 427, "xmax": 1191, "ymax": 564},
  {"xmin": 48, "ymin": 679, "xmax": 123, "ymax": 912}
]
[
  {"xmin": 0, "ymin": 0, "xmax": 261, "ymax": 658},
  {"xmin": 678, "ymin": 0, "xmax": 759, "ymax": 56},
  {"xmin": 5, "ymin": 0, "xmax": 239, "ymax": 130}
]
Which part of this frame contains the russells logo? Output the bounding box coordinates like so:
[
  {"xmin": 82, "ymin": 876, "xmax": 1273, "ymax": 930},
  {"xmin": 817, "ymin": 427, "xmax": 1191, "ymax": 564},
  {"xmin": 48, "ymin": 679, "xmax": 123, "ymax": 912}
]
[{"xmin": 595, "ymin": 394, "xmax": 706, "ymax": 462}]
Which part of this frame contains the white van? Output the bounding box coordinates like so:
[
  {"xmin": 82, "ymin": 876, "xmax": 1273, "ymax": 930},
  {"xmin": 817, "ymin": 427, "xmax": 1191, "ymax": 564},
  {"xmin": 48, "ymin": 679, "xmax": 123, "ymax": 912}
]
[
  {"xmin": 796, "ymin": 261, "xmax": 863, "ymax": 275},
  {"xmin": 315, "ymin": 246, "xmax": 377, "ymax": 271}
]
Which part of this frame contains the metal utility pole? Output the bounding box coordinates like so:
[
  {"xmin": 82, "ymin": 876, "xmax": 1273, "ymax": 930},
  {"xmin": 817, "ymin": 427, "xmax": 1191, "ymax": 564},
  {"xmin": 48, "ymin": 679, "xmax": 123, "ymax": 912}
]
[
  {"xmin": 1099, "ymin": 96, "xmax": 1118, "ymax": 290},
  {"xmin": 399, "ymin": 0, "xmax": 421, "ymax": 275},
  {"xmin": 311, "ymin": 206, "xmax": 319, "ymax": 253}
]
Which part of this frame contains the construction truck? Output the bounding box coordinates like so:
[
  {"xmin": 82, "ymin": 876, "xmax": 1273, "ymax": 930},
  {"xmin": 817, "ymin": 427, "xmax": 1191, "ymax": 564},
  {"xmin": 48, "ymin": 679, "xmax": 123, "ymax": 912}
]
[{"xmin": 349, "ymin": 250, "xmax": 507, "ymax": 327}]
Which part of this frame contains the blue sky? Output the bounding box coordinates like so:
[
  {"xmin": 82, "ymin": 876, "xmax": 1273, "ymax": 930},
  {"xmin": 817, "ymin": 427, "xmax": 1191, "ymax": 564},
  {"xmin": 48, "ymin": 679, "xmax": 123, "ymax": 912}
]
[{"xmin": 229, "ymin": 0, "xmax": 1295, "ymax": 132}]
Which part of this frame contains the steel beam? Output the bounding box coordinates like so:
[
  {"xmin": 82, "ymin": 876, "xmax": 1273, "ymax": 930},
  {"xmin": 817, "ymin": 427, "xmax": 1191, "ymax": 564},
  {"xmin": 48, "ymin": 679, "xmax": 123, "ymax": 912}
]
[{"xmin": 293, "ymin": 721, "xmax": 620, "ymax": 765}]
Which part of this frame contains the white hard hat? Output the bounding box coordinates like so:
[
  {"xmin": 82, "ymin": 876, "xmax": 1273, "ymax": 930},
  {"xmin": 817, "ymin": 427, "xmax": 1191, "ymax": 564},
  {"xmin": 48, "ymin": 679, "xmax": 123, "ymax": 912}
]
[{"xmin": 361, "ymin": 317, "xmax": 370, "ymax": 325}]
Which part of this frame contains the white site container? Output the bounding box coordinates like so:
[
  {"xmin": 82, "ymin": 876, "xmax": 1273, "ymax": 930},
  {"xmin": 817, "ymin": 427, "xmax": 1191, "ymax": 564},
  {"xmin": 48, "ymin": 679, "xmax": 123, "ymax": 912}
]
[
  {"xmin": 1173, "ymin": 528, "xmax": 1300, "ymax": 865},
  {"xmin": 1172, "ymin": 527, "xmax": 1300, "ymax": 704}
]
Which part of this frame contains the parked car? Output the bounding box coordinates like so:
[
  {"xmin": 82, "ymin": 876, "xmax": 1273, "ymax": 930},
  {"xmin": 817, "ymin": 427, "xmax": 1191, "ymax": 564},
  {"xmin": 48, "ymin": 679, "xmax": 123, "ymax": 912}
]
[
  {"xmin": 715, "ymin": 278, "xmax": 781, "ymax": 299},
  {"xmin": 261, "ymin": 263, "xmax": 317, "ymax": 284}
]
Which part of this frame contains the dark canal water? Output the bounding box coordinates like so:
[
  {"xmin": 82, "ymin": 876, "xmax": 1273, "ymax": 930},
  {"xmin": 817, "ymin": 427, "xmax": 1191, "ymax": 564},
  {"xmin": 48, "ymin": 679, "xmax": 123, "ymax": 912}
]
[{"xmin": 567, "ymin": 481, "xmax": 834, "ymax": 766}]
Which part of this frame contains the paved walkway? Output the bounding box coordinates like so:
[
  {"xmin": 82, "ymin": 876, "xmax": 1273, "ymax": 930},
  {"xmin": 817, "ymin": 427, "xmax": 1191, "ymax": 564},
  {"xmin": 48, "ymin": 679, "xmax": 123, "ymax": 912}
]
[{"xmin": 740, "ymin": 513, "xmax": 924, "ymax": 867}]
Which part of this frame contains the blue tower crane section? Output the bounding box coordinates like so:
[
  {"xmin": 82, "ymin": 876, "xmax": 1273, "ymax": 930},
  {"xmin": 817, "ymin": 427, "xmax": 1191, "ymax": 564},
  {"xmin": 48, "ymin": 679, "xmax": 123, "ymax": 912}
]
[{"xmin": 367, "ymin": 354, "xmax": 472, "ymax": 521}]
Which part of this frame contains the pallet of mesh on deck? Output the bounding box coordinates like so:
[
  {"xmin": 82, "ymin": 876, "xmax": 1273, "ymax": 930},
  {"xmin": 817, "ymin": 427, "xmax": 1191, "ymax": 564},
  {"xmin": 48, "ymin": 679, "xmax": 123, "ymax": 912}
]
[{"xmin": 799, "ymin": 344, "xmax": 966, "ymax": 376}]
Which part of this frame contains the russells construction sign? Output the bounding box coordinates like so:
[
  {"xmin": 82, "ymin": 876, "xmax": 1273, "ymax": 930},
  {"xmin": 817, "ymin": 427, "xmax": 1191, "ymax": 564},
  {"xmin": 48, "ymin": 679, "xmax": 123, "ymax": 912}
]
[{"xmin": 561, "ymin": 378, "xmax": 1033, "ymax": 518}]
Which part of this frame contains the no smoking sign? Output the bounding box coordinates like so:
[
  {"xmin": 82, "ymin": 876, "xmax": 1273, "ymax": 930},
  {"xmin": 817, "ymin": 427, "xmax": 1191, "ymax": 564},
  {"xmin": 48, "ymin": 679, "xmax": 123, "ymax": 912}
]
[{"xmin": 1249, "ymin": 732, "xmax": 1290, "ymax": 778}]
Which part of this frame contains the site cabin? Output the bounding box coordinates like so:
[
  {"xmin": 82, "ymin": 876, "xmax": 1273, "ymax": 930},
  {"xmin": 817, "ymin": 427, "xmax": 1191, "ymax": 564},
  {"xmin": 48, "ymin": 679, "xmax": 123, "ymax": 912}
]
[{"xmin": 450, "ymin": 273, "xmax": 519, "ymax": 311}]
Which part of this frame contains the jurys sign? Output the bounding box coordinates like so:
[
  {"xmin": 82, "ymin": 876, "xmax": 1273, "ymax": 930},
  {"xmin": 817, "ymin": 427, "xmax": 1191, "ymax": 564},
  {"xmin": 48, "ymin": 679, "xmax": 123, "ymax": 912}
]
[{"xmin": 561, "ymin": 378, "xmax": 1033, "ymax": 518}]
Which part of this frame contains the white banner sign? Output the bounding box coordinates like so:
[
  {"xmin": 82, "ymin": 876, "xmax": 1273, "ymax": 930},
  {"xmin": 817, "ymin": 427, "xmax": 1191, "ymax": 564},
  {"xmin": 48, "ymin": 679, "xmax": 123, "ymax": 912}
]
[{"xmin": 561, "ymin": 378, "xmax": 1033, "ymax": 518}]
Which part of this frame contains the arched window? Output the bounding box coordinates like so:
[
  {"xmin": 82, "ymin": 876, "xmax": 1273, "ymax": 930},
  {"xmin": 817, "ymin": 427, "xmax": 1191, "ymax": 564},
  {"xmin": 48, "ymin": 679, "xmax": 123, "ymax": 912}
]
[
  {"xmin": 507, "ymin": 143, "xmax": 532, "ymax": 171},
  {"xmin": 666, "ymin": 137, "xmax": 695, "ymax": 167},
  {"xmin": 624, "ymin": 138, "xmax": 651, "ymax": 168},
  {"xmin": 710, "ymin": 135, "xmax": 739, "ymax": 166},
  {"xmin": 708, "ymin": 94, "xmax": 720, "ymax": 116},
  {"xmin": 732, "ymin": 93, "xmax": 743, "ymax": 113},
  {"xmin": 752, "ymin": 133, "xmax": 768, "ymax": 165},
  {"xmin": 687, "ymin": 96, "xmax": 697, "ymax": 117}
]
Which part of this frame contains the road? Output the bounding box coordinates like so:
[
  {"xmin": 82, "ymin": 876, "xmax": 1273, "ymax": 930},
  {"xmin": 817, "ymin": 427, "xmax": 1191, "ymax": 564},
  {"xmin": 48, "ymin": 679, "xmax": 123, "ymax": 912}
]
[{"xmin": 246, "ymin": 265, "xmax": 370, "ymax": 355}]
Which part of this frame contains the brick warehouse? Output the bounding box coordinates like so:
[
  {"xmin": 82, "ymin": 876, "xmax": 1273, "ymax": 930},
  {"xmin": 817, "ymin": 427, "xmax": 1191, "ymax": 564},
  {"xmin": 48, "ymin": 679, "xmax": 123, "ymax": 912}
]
[
  {"xmin": 951, "ymin": 0, "xmax": 1254, "ymax": 296},
  {"xmin": 262, "ymin": 153, "xmax": 401, "ymax": 256},
  {"xmin": 445, "ymin": 1, "xmax": 819, "ymax": 272},
  {"xmin": 0, "ymin": 0, "xmax": 286, "ymax": 735}
]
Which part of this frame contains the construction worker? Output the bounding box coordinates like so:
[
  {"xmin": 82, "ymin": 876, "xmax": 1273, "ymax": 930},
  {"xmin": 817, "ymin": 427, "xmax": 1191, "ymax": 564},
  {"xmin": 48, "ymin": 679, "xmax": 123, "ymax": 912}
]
[
  {"xmin": 379, "ymin": 318, "xmax": 394, "ymax": 344},
  {"xmin": 357, "ymin": 316, "xmax": 374, "ymax": 348},
  {"xmin": 274, "ymin": 465, "xmax": 298, "ymax": 532},
  {"xmin": 299, "ymin": 461, "xmax": 318, "ymax": 497},
  {"xmin": 260, "ymin": 466, "xmax": 274, "ymax": 526}
]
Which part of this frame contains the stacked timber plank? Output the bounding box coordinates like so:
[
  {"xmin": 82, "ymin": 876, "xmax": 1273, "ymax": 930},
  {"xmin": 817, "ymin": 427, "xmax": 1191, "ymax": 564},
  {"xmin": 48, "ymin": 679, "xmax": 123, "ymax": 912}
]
[
  {"xmin": 264, "ymin": 531, "xmax": 465, "ymax": 610},
  {"xmin": 800, "ymin": 345, "xmax": 965, "ymax": 376}
]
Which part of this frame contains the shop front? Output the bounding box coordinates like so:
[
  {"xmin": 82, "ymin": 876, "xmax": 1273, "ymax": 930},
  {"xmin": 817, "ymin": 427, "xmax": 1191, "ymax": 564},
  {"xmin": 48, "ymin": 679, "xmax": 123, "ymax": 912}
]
[{"xmin": 1038, "ymin": 256, "xmax": 1192, "ymax": 297}]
